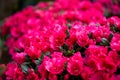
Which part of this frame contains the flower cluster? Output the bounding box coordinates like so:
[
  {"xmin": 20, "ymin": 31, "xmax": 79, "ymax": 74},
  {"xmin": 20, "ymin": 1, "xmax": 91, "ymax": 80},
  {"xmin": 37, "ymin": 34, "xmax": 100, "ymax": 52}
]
[
  {"xmin": 90, "ymin": 0, "xmax": 120, "ymax": 16},
  {"xmin": 1, "ymin": 0, "xmax": 120, "ymax": 80}
]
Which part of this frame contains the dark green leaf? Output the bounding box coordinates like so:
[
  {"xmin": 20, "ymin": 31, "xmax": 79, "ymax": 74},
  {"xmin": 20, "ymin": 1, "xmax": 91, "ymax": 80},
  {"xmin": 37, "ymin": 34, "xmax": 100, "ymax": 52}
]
[
  {"xmin": 0, "ymin": 39, "xmax": 3, "ymax": 48},
  {"xmin": 67, "ymin": 23, "xmax": 72, "ymax": 29},
  {"xmin": 25, "ymin": 55, "xmax": 32, "ymax": 62},
  {"xmin": 45, "ymin": 52, "xmax": 50, "ymax": 56},
  {"xmin": 110, "ymin": 25, "xmax": 117, "ymax": 32},
  {"xmin": 88, "ymin": 32, "xmax": 93, "ymax": 39},
  {"xmin": 21, "ymin": 64, "xmax": 29, "ymax": 74},
  {"xmin": 34, "ymin": 60, "xmax": 41, "ymax": 65},
  {"xmin": 60, "ymin": 75, "xmax": 63, "ymax": 80},
  {"xmin": 65, "ymin": 30, "xmax": 70, "ymax": 39},
  {"xmin": 101, "ymin": 38, "xmax": 110, "ymax": 46},
  {"xmin": 73, "ymin": 43, "xmax": 80, "ymax": 51},
  {"xmin": 62, "ymin": 44, "xmax": 68, "ymax": 51},
  {"xmin": 14, "ymin": 48, "xmax": 22, "ymax": 53},
  {"xmin": 22, "ymin": 62, "xmax": 31, "ymax": 65},
  {"xmin": 59, "ymin": 46, "xmax": 66, "ymax": 53},
  {"xmin": 108, "ymin": 33, "xmax": 113, "ymax": 41}
]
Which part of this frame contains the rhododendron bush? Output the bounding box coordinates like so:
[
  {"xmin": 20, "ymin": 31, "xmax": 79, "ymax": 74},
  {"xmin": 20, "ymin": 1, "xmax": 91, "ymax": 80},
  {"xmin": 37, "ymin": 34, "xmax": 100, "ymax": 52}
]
[{"xmin": 1, "ymin": 0, "xmax": 120, "ymax": 80}]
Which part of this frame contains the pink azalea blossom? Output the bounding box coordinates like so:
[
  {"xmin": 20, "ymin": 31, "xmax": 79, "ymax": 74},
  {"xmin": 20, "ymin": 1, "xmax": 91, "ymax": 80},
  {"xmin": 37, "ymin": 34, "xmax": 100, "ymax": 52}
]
[{"xmin": 67, "ymin": 52, "xmax": 83, "ymax": 76}]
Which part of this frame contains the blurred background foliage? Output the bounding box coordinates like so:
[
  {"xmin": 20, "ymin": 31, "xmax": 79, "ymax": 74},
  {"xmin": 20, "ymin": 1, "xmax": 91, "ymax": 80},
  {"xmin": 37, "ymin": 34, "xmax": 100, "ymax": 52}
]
[{"xmin": 0, "ymin": 0, "xmax": 52, "ymax": 20}]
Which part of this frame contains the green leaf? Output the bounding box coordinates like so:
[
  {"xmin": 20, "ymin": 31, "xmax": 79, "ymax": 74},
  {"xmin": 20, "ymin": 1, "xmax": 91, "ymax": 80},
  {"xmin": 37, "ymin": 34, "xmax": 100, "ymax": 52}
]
[
  {"xmin": 35, "ymin": 53, "xmax": 45, "ymax": 65},
  {"xmin": 25, "ymin": 55, "xmax": 32, "ymax": 62},
  {"xmin": 60, "ymin": 75, "xmax": 63, "ymax": 80},
  {"xmin": 14, "ymin": 48, "xmax": 21, "ymax": 53},
  {"xmin": 110, "ymin": 25, "xmax": 117, "ymax": 32},
  {"xmin": 67, "ymin": 23, "xmax": 72, "ymax": 29},
  {"xmin": 65, "ymin": 30, "xmax": 70, "ymax": 39},
  {"xmin": 0, "ymin": 39, "xmax": 3, "ymax": 48},
  {"xmin": 64, "ymin": 62, "xmax": 68, "ymax": 68},
  {"xmin": 104, "ymin": 8, "xmax": 109, "ymax": 17},
  {"xmin": 73, "ymin": 43, "xmax": 80, "ymax": 50},
  {"xmin": 101, "ymin": 38, "xmax": 110, "ymax": 46},
  {"xmin": 108, "ymin": 33, "xmax": 113, "ymax": 41},
  {"xmin": 88, "ymin": 32, "xmax": 93, "ymax": 39},
  {"xmin": 59, "ymin": 46, "xmax": 66, "ymax": 54},
  {"xmin": 34, "ymin": 60, "xmax": 40, "ymax": 65},
  {"xmin": 62, "ymin": 44, "xmax": 68, "ymax": 51},
  {"xmin": 39, "ymin": 53, "xmax": 44, "ymax": 60},
  {"xmin": 45, "ymin": 52, "xmax": 50, "ymax": 56},
  {"xmin": 22, "ymin": 62, "xmax": 31, "ymax": 65},
  {"xmin": 21, "ymin": 64, "xmax": 29, "ymax": 74}
]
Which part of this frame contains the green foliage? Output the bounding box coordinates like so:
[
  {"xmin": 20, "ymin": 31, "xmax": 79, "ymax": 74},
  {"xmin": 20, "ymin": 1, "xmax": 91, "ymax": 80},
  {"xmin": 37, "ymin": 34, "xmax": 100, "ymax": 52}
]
[{"xmin": 101, "ymin": 38, "xmax": 110, "ymax": 46}]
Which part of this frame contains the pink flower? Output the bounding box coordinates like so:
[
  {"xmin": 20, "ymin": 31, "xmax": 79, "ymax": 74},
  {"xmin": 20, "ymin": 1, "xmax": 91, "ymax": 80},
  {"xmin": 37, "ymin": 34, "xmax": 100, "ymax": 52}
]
[
  {"xmin": 85, "ymin": 56, "xmax": 100, "ymax": 71},
  {"xmin": 5, "ymin": 62, "xmax": 25, "ymax": 80},
  {"xmin": 66, "ymin": 34, "xmax": 76, "ymax": 49},
  {"xmin": 108, "ymin": 51, "xmax": 120, "ymax": 65},
  {"xmin": 49, "ymin": 31, "xmax": 66, "ymax": 49},
  {"xmin": 38, "ymin": 63, "xmax": 47, "ymax": 80},
  {"xmin": 10, "ymin": 27, "xmax": 22, "ymax": 38},
  {"xmin": 1, "ymin": 18, "xmax": 12, "ymax": 35},
  {"xmin": 13, "ymin": 52, "xmax": 26, "ymax": 64},
  {"xmin": 25, "ymin": 46, "xmax": 41, "ymax": 59},
  {"xmin": 112, "ymin": 5, "xmax": 120, "ymax": 15},
  {"xmin": 110, "ymin": 75, "xmax": 120, "ymax": 80},
  {"xmin": 63, "ymin": 11, "xmax": 80, "ymax": 21},
  {"xmin": 85, "ymin": 45, "xmax": 108, "ymax": 57},
  {"xmin": 67, "ymin": 52, "xmax": 83, "ymax": 76},
  {"xmin": 100, "ymin": 57, "xmax": 117, "ymax": 73},
  {"xmin": 76, "ymin": 31, "xmax": 89, "ymax": 47},
  {"xmin": 81, "ymin": 67, "xmax": 93, "ymax": 80},
  {"xmin": 115, "ymin": 19, "xmax": 120, "ymax": 30},
  {"xmin": 5, "ymin": 62, "xmax": 17, "ymax": 80},
  {"xmin": 26, "ymin": 69, "xmax": 39, "ymax": 80},
  {"xmin": 64, "ymin": 74, "xmax": 69, "ymax": 80},
  {"xmin": 44, "ymin": 52, "xmax": 67, "ymax": 74},
  {"xmin": 89, "ymin": 71, "xmax": 110, "ymax": 80},
  {"xmin": 93, "ymin": 2, "xmax": 104, "ymax": 13},
  {"xmin": 107, "ymin": 16, "xmax": 118, "ymax": 26},
  {"xmin": 111, "ymin": 33, "xmax": 120, "ymax": 52},
  {"xmin": 13, "ymin": 68, "xmax": 25, "ymax": 80},
  {"xmin": 92, "ymin": 25, "xmax": 110, "ymax": 42},
  {"xmin": 67, "ymin": 61, "xmax": 83, "ymax": 76},
  {"xmin": 48, "ymin": 73, "xmax": 57, "ymax": 80}
]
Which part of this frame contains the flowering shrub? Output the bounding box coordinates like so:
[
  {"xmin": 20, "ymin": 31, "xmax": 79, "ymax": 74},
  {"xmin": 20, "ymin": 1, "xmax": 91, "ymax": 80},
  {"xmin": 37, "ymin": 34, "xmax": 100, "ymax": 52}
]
[{"xmin": 1, "ymin": 0, "xmax": 120, "ymax": 80}]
